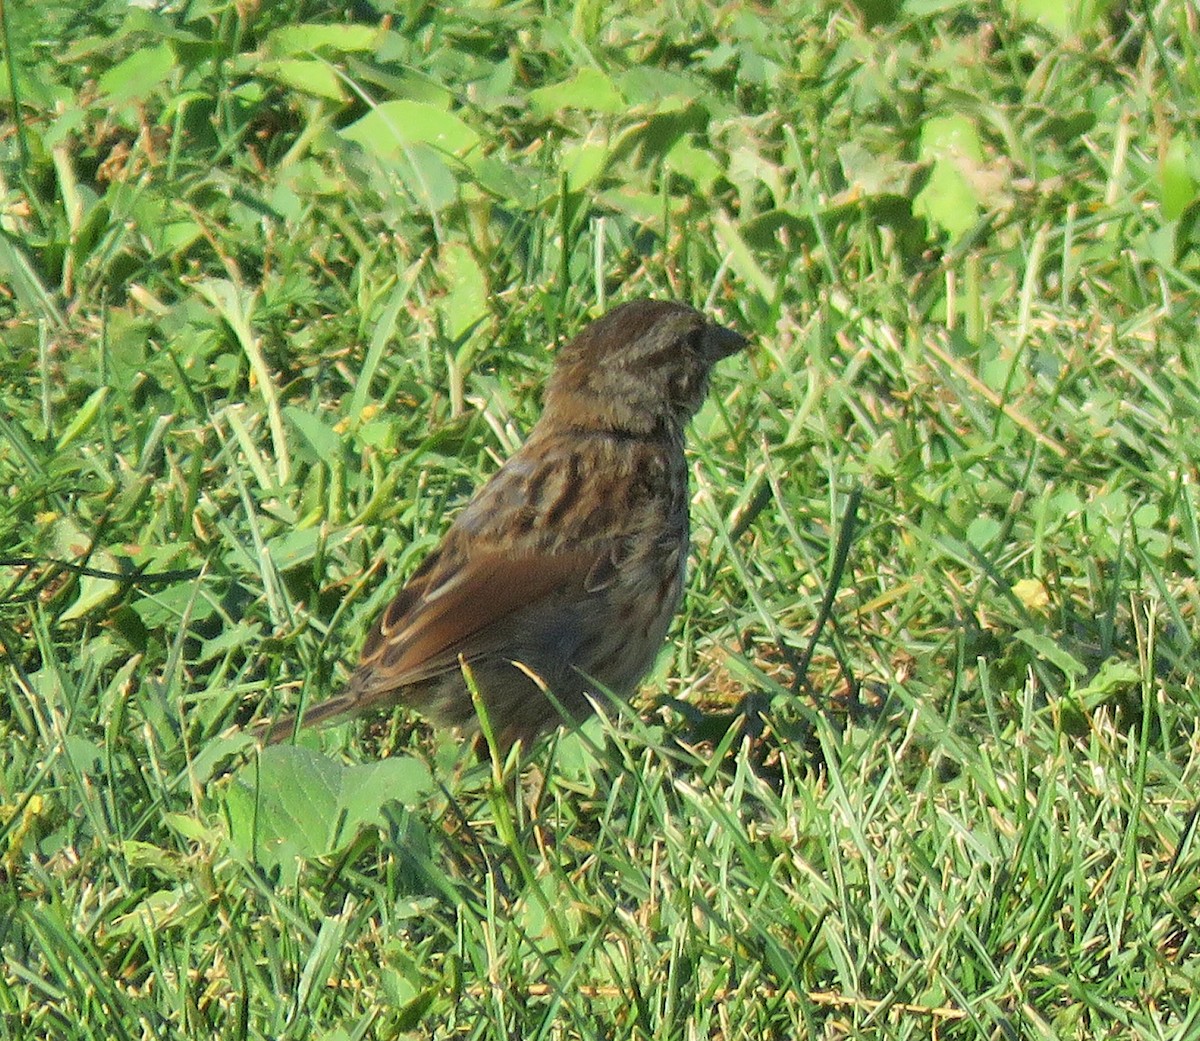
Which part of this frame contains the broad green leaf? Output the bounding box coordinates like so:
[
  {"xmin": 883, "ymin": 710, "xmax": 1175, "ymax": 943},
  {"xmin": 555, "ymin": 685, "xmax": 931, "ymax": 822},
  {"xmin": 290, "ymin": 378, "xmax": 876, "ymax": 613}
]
[
  {"xmin": 97, "ymin": 42, "xmax": 176, "ymax": 106},
  {"xmin": 393, "ymin": 142, "xmax": 460, "ymax": 212},
  {"xmin": 914, "ymin": 114, "xmax": 984, "ymax": 239},
  {"xmin": 437, "ymin": 241, "xmax": 488, "ymax": 343},
  {"xmin": 617, "ymin": 67, "xmax": 703, "ymax": 110},
  {"xmin": 224, "ymin": 746, "xmax": 434, "ymax": 885},
  {"xmin": 561, "ymin": 135, "xmax": 611, "ymax": 192},
  {"xmin": 51, "ymin": 516, "xmax": 124, "ymax": 623},
  {"xmin": 1160, "ymin": 133, "xmax": 1196, "ymax": 221},
  {"xmin": 284, "ymin": 405, "xmax": 344, "ymax": 460},
  {"xmin": 528, "ymin": 67, "xmax": 625, "ymax": 115},
  {"xmin": 1004, "ymin": 0, "xmax": 1108, "ymax": 36},
  {"xmin": 665, "ymin": 136, "xmax": 723, "ymax": 193},
  {"xmin": 265, "ymin": 23, "xmax": 383, "ymax": 56},
  {"xmin": 266, "ymin": 525, "xmax": 357, "ymax": 570},
  {"xmin": 259, "ymin": 59, "xmax": 347, "ymax": 102},
  {"xmin": 339, "ymin": 758, "xmax": 437, "ymax": 831},
  {"xmin": 965, "ymin": 516, "xmax": 1001, "ymax": 550},
  {"xmin": 341, "ymin": 100, "xmax": 480, "ymax": 159},
  {"xmin": 1013, "ymin": 629, "xmax": 1086, "ymax": 678}
]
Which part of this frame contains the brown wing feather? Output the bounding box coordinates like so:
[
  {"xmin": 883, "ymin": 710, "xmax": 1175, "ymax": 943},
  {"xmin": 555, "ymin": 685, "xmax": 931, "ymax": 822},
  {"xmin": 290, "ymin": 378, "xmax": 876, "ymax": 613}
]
[
  {"xmin": 261, "ymin": 546, "xmax": 597, "ymax": 743},
  {"xmin": 354, "ymin": 546, "xmax": 596, "ymax": 695}
]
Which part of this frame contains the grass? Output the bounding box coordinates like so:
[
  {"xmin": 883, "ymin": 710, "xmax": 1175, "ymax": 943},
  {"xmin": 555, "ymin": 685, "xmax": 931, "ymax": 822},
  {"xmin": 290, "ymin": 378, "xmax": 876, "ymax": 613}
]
[{"xmin": 2, "ymin": 0, "xmax": 1200, "ymax": 1037}]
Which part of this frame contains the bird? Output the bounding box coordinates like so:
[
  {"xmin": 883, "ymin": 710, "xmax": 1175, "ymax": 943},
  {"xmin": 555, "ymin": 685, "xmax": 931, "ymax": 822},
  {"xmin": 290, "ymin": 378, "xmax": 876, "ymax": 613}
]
[{"xmin": 261, "ymin": 298, "xmax": 746, "ymax": 753}]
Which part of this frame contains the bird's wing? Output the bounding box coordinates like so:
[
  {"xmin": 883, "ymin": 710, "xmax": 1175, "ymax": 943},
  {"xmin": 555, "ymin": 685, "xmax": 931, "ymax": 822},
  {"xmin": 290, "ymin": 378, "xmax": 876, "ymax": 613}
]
[
  {"xmin": 259, "ymin": 539, "xmax": 607, "ymax": 743},
  {"xmin": 351, "ymin": 543, "xmax": 598, "ymax": 694},
  {"xmin": 350, "ymin": 434, "xmax": 637, "ymax": 698}
]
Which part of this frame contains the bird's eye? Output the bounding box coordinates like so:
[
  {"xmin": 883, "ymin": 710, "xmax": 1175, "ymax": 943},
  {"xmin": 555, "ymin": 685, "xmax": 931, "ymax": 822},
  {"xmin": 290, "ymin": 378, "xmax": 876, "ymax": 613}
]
[{"xmin": 682, "ymin": 328, "xmax": 706, "ymax": 354}]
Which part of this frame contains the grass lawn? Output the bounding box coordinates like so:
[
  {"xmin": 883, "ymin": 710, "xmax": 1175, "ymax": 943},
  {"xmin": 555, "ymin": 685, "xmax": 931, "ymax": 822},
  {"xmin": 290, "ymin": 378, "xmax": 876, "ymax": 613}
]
[{"xmin": 3, "ymin": 1, "xmax": 1200, "ymax": 1037}]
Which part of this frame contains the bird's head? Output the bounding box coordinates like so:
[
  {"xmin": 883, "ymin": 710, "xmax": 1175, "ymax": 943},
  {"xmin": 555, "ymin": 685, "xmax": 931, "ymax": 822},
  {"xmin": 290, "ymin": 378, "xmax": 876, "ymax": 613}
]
[{"xmin": 542, "ymin": 299, "xmax": 746, "ymax": 436}]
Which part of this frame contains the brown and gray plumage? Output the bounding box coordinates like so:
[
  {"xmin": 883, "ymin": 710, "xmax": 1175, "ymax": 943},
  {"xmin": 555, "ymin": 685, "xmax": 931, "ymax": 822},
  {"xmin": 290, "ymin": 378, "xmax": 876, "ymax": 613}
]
[{"xmin": 263, "ymin": 298, "xmax": 746, "ymax": 751}]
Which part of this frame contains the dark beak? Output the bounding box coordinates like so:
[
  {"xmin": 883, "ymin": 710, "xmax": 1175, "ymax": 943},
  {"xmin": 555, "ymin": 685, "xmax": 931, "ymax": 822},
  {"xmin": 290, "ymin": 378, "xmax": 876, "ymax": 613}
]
[{"xmin": 701, "ymin": 322, "xmax": 748, "ymax": 361}]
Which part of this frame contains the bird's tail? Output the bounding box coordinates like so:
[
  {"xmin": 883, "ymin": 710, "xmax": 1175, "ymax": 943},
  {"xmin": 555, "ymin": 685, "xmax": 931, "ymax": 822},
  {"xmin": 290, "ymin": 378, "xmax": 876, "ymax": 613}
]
[{"xmin": 256, "ymin": 693, "xmax": 359, "ymax": 745}]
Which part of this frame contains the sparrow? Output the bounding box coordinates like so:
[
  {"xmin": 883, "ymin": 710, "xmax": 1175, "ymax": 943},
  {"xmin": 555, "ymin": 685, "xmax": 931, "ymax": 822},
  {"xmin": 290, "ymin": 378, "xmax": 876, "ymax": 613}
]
[{"xmin": 262, "ymin": 298, "xmax": 745, "ymax": 752}]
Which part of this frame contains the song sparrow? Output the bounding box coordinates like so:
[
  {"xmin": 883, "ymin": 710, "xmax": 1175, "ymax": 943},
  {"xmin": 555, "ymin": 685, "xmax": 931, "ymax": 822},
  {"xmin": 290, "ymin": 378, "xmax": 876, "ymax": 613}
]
[{"xmin": 263, "ymin": 298, "xmax": 745, "ymax": 751}]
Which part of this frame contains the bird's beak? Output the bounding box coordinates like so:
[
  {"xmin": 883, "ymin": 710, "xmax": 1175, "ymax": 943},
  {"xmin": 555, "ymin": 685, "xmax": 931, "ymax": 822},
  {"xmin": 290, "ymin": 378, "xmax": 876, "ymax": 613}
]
[{"xmin": 701, "ymin": 322, "xmax": 748, "ymax": 361}]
